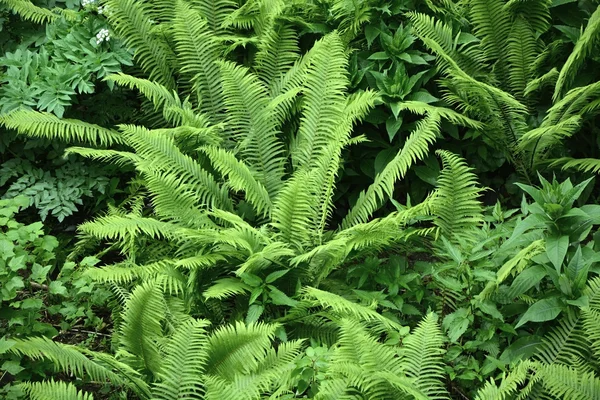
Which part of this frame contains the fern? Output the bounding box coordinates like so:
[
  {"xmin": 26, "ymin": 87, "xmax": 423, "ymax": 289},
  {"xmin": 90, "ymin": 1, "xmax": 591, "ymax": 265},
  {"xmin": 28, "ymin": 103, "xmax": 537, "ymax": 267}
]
[
  {"xmin": 0, "ymin": 0, "xmax": 75, "ymax": 23},
  {"xmin": 20, "ymin": 380, "xmax": 94, "ymax": 400},
  {"xmin": 431, "ymin": 150, "xmax": 484, "ymax": 240},
  {"xmin": 173, "ymin": 1, "xmax": 226, "ymax": 121},
  {"xmin": 554, "ymin": 4, "xmax": 600, "ymax": 100},
  {"xmin": 103, "ymin": 0, "xmax": 176, "ymax": 87},
  {"xmin": 0, "ymin": 110, "xmax": 124, "ymax": 146},
  {"xmin": 341, "ymin": 112, "xmax": 441, "ymax": 229}
]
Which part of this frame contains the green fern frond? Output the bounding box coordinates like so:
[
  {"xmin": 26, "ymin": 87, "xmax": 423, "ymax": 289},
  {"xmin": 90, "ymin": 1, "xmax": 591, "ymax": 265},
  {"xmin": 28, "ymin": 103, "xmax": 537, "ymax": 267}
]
[
  {"xmin": 5, "ymin": 337, "xmax": 149, "ymax": 395},
  {"xmin": 173, "ymin": 0, "xmax": 225, "ymax": 121},
  {"xmin": 533, "ymin": 363, "xmax": 600, "ymax": 400},
  {"xmin": 122, "ymin": 124, "xmax": 233, "ymax": 211},
  {"xmin": 534, "ymin": 312, "xmax": 589, "ymax": 367},
  {"xmin": 524, "ymin": 67, "xmax": 559, "ymax": 97},
  {"xmin": 301, "ymin": 287, "xmax": 404, "ymax": 333},
  {"xmin": 504, "ymin": 0, "xmax": 552, "ymax": 34},
  {"xmin": 204, "ymin": 278, "xmax": 251, "ymax": 300},
  {"xmin": 255, "ymin": 23, "xmax": 300, "ymax": 88},
  {"xmin": 399, "ymin": 312, "xmax": 450, "ymax": 399},
  {"xmin": 204, "ymin": 321, "xmax": 278, "ymax": 379},
  {"xmin": 342, "ymin": 112, "xmax": 441, "ymax": 229},
  {"xmin": 469, "ymin": 0, "xmax": 511, "ymax": 69},
  {"xmin": 0, "ymin": 0, "xmax": 75, "ymax": 23},
  {"xmin": 554, "ymin": 4, "xmax": 600, "ymax": 100},
  {"xmin": 506, "ymin": 16, "xmax": 538, "ymax": 101},
  {"xmin": 20, "ymin": 380, "xmax": 94, "ymax": 400},
  {"xmin": 188, "ymin": 0, "xmax": 236, "ymax": 35},
  {"xmin": 0, "ymin": 110, "xmax": 124, "ymax": 146},
  {"xmin": 201, "ymin": 145, "xmax": 272, "ymax": 217},
  {"xmin": 151, "ymin": 318, "xmax": 211, "ymax": 400},
  {"xmin": 293, "ymin": 33, "xmax": 348, "ymax": 170},
  {"xmin": 474, "ymin": 362, "xmax": 532, "ymax": 400},
  {"xmin": 519, "ymin": 115, "xmax": 582, "ymax": 167},
  {"xmin": 103, "ymin": 0, "xmax": 176, "ymax": 87},
  {"xmin": 219, "ymin": 61, "xmax": 285, "ymax": 197},
  {"xmin": 64, "ymin": 147, "xmax": 141, "ymax": 167},
  {"xmin": 271, "ymin": 169, "xmax": 316, "ymax": 250},
  {"xmin": 431, "ymin": 150, "xmax": 484, "ymax": 240},
  {"xmin": 104, "ymin": 73, "xmax": 186, "ymax": 125},
  {"xmin": 119, "ymin": 282, "xmax": 166, "ymax": 378},
  {"xmin": 396, "ymin": 101, "xmax": 484, "ymax": 130}
]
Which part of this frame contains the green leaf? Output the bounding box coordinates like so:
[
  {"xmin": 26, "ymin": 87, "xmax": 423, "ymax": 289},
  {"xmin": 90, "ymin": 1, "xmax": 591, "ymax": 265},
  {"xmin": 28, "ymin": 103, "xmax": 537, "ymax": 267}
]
[
  {"xmin": 246, "ymin": 304, "xmax": 264, "ymax": 324},
  {"xmin": 8, "ymin": 255, "xmax": 26, "ymax": 272},
  {"xmin": 0, "ymin": 337, "xmax": 16, "ymax": 354},
  {"xmin": 386, "ymin": 116, "xmax": 403, "ymax": 141},
  {"xmin": 368, "ymin": 52, "xmax": 389, "ymax": 60},
  {"xmin": 515, "ymin": 297, "xmax": 563, "ymax": 328},
  {"xmin": 49, "ymin": 281, "xmax": 68, "ymax": 296},
  {"xmin": 21, "ymin": 298, "xmax": 43, "ymax": 310},
  {"xmin": 0, "ymin": 240, "xmax": 15, "ymax": 260},
  {"xmin": 265, "ymin": 269, "xmax": 290, "ymax": 284},
  {"xmin": 1, "ymin": 360, "xmax": 24, "ymax": 375},
  {"xmin": 365, "ymin": 25, "xmax": 380, "ymax": 48},
  {"xmin": 267, "ymin": 286, "xmax": 298, "ymax": 307},
  {"xmin": 546, "ymin": 235, "xmax": 569, "ymax": 272},
  {"xmin": 442, "ymin": 308, "xmax": 471, "ymax": 342}
]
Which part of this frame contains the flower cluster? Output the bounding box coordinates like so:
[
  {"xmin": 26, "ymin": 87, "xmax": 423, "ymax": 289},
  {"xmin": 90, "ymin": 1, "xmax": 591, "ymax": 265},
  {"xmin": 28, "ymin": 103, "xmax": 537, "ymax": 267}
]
[
  {"xmin": 98, "ymin": 5, "xmax": 108, "ymax": 15},
  {"xmin": 95, "ymin": 28, "xmax": 110, "ymax": 45},
  {"xmin": 81, "ymin": 0, "xmax": 96, "ymax": 7}
]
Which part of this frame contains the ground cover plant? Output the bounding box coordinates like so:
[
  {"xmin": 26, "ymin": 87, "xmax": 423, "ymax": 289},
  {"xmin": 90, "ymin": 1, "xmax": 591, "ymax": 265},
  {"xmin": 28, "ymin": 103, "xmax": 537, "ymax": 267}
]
[{"xmin": 1, "ymin": 0, "xmax": 600, "ymax": 399}]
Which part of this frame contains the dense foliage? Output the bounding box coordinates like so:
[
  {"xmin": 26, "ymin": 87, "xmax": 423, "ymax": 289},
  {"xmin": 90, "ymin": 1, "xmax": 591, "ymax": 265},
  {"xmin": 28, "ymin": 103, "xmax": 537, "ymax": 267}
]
[{"xmin": 1, "ymin": 0, "xmax": 600, "ymax": 399}]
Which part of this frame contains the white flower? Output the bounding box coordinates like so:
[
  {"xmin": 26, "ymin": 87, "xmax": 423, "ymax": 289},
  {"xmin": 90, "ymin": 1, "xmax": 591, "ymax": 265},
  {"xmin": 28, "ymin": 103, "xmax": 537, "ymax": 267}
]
[
  {"xmin": 81, "ymin": 0, "xmax": 96, "ymax": 7},
  {"xmin": 95, "ymin": 28, "xmax": 110, "ymax": 45}
]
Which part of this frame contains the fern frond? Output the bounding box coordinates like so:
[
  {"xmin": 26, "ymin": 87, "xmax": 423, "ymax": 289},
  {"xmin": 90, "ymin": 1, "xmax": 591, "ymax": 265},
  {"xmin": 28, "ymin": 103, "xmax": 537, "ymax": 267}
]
[
  {"xmin": 204, "ymin": 278, "xmax": 251, "ymax": 300},
  {"xmin": 534, "ymin": 312, "xmax": 589, "ymax": 366},
  {"xmin": 271, "ymin": 169, "xmax": 316, "ymax": 250},
  {"xmin": 173, "ymin": 1, "xmax": 225, "ymax": 121},
  {"xmin": 20, "ymin": 380, "xmax": 94, "ymax": 400},
  {"xmin": 122, "ymin": 124, "xmax": 233, "ymax": 211},
  {"xmin": 519, "ymin": 115, "xmax": 582, "ymax": 168},
  {"xmin": 475, "ymin": 362, "xmax": 532, "ymax": 400},
  {"xmin": 6, "ymin": 337, "xmax": 149, "ymax": 395},
  {"xmin": 504, "ymin": 0, "xmax": 552, "ymax": 34},
  {"xmin": 431, "ymin": 150, "xmax": 484, "ymax": 240},
  {"xmin": 201, "ymin": 146, "xmax": 272, "ymax": 217},
  {"xmin": 204, "ymin": 322, "xmax": 278, "ymax": 379},
  {"xmin": 469, "ymin": 0, "xmax": 511, "ymax": 69},
  {"xmin": 506, "ymin": 16, "xmax": 538, "ymax": 101},
  {"xmin": 554, "ymin": 4, "xmax": 600, "ymax": 100},
  {"xmin": 342, "ymin": 112, "xmax": 441, "ymax": 229},
  {"xmin": 119, "ymin": 282, "xmax": 166, "ymax": 378},
  {"xmin": 399, "ymin": 313, "xmax": 449, "ymax": 399},
  {"xmin": 103, "ymin": 0, "xmax": 176, "ymax": 87},
  {"xmin": 0, "ymin": 110, "xmax": 124, "ymax": 146},
  {"xmin": 396, "ymin": 101, "xmax": 484, "ymax": 129},
  {"xmin": 188, "ymin": 0, "xmax": 236, "ymax": 35},
  {"xmin": 152, "ymin": 319, "xmax": 211, "ymax": 400},
  {"xmin": 219, "ymin": 61, "xmax": 285, "ymax": 197},
  {"xmin": 301, "ymin": 287, "xmax": 404, "ymax": 333},
  {"xmin": 104, "ymin": 73, "xmax": 186, "ymax": 125},
  {"xmin": 524, "ymin": 68, "xmax": 559, "ymax": 97},
  {"xmin": 64, "ymin": 147, "xmax": 141, "ymax": 167},
  {"xmin": 255, "ymin": 23, "xmax": 300, "ymax": 88},
  {"xmin": 293, "ymin": 33, "xmax": 348, "ymax": 170},
  {"xmin": 533, "ymin": 363, "xmax": 600, "ymax": 400},
  {"xmin": 0, "ymin": 0, "xmax": 74, "ymax": 23}
]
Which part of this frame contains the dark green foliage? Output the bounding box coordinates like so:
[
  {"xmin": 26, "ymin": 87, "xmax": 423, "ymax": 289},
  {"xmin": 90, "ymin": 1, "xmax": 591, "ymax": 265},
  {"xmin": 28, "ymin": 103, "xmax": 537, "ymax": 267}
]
[{"xmin": 2, "ymin": 0, "xmax": 600, "ymax": 399}]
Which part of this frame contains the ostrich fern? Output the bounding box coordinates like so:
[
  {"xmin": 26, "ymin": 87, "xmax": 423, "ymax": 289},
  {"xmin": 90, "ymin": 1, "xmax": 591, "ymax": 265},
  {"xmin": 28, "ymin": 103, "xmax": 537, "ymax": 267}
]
[{"xmin": 408, "ymin": 1, "xmax": 600, "ymax": 175}]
